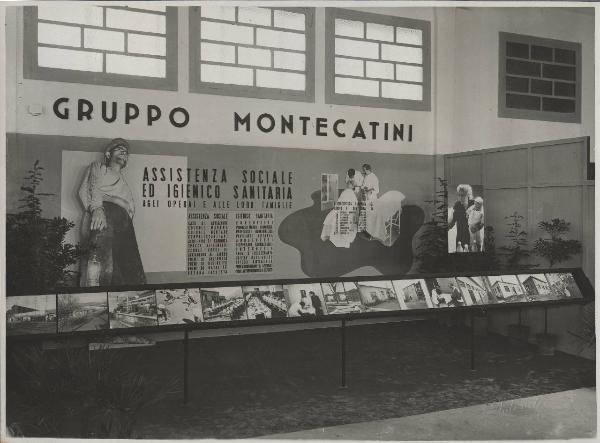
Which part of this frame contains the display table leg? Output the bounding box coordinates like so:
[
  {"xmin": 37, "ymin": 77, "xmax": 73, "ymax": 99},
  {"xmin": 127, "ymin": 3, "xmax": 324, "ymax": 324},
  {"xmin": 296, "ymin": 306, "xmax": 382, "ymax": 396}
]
[{"xmin": 341, "ymin": 319, "xmax": 347, "ymax": 388}]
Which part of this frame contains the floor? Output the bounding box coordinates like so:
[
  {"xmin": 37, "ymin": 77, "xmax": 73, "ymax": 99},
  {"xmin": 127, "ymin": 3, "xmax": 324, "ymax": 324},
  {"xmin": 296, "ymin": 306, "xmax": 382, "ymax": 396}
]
[
  {"xmin": 262, "ymin": 387, "xmax": 597, "ymax": 440},
  {"xmin": 7, "ymin": 319, "xmax": 596, "ymax": 439}
]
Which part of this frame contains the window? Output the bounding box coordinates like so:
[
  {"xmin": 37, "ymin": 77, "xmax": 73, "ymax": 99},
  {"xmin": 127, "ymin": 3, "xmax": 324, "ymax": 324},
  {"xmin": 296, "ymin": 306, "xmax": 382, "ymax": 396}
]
[
  {"xmin": 499, "ymin": 32, "xmax": 581, "ymax": 123},
  {"xmin": 325, "ymin": 9, "xmax": 430, "ymax": 111},
  {"xmin": 189, "ymin": 6, "xmax": 315, "ymax": 101},
  {"xmin": 23, "ymin": 5, "xmax": 177, "ymax": 90}
]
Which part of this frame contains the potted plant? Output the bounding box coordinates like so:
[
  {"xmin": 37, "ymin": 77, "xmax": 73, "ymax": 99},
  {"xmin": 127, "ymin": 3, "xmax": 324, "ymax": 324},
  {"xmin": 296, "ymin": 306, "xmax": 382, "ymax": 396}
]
[
  {"xmin": 532, "ymin": 218, "xmax": 582, "ymax": 355},
  {"xmin": 6, "ymin": 161, "xmax": 80, "ymax": 294},
  {"xmin": 500, "ymin": 212, "xmax": 536, "ymax": 345}
]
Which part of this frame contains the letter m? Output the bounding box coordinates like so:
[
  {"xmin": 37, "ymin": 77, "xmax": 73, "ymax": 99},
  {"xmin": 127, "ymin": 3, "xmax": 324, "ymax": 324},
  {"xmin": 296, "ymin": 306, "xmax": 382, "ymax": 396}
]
[{"xmin": 234, "ymin": 112, "xmax": 251, "ymax": 132}]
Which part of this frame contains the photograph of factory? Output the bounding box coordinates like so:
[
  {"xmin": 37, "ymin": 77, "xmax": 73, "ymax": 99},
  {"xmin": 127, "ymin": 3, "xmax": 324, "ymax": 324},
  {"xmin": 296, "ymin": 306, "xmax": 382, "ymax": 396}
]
[
  {"xmin": 486, "ymin": 275, "xmax": 526, "ymax": 303},
  {"xmin": 57, "ymin": 292, "xmax": 109, "ymax": 332},
  {"xmin": 321, "ymin": 282, "xmax": 365, "ymax": 314},
  {"xmin": 284, "ymin": 283, "xmax": 327, "ymax": 317},
  {"xmin": 156, "ymin": 288, "xmax": 203, "ymax": 324},
  {"xmin": 546, "ymin": 273, "xmax": 584, "ymax": 300},
  {"xmin": 392, "ymin": 279, "xmax": 432, "ymax": 309},
  {"xmin": 242, "ymin": 285, "xmax": 288, "ymax": 319},
  {"xmin": 6, "ymin": 294, "xmax": 57, "ymax": 335},
  {"xmin": 108, "ymin": 290, "xmax": 159, "ymax": 329},
  {"xmin": 425, "ymin": 278, "xmax": 466, "ymax": 308},
  {"xmin": 355, "ymin": 281, "xmax": 400, "ymax": 311},
  {"xmin": 200, "ymin": 287, "xmax": 247, "ymax": 322},
  {"xmin": 447, "ymin": 184, "xmax": 485, "ymax": 253}
]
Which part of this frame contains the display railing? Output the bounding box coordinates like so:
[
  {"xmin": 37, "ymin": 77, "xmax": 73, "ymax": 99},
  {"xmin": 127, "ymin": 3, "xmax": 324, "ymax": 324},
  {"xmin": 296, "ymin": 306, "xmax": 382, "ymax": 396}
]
[{"xmin": 5, "ymin": 267, "xmax": 593, "ymax": 341}]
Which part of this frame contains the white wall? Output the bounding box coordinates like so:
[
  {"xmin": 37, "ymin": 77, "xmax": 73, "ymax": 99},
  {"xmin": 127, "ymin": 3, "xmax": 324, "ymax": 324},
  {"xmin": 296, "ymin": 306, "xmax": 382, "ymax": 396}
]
[
  {"xmin": 442, "ymin": 7, "xmax": 594, "ymax": 154},
  {"xmin": 6, "ymin": 6, "xmax": 438, "ymax": 156}
]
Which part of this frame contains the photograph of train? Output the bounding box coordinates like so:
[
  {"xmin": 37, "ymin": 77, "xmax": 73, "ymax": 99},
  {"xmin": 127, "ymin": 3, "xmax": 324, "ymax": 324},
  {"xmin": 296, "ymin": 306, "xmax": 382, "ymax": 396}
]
[
  {"xmin": 486, "ymin": 275, "xmax": 526, "ymax": 303},
  {"xmin": 6, "ymin": 294, "xmax": 57, "ymax": 335},
  {"xmin": 425, "ymin": 278, "xmax": 466, "ymax": 308},
  {"xmin": 355, "ymin": 281, "xmax": 401, "ymax": 311},
  {"xmin": 57, "ymin": 292, "xmax": 109, "ymax": 332},
  {"xmin": 242, "ymin": 285, "xmax": 287, "ymax": 319},
  {"xmin": 321, "ymin": 282, "xmax": 365, "ymax": 315},
  {"xmin": 284, "ymin": 283, "xmax": 327, "ymax": 317},
  {"xmin": 200, "ymin": 287, "xmax": 247, "ymax": 322},
  {"xmin": 108, "ymin": 290, "xmax": 159, "ymax": 329},
  {"xmin": 392, "ymin": 279, "xmax": 432, "ymax": 310},
  {"xmin": 546, "ymin": 273, "xmax": 584, "ymax": 300},
  {"xmin": 156, "ymin": 288, "xmax": 203, "ymax": 324}
]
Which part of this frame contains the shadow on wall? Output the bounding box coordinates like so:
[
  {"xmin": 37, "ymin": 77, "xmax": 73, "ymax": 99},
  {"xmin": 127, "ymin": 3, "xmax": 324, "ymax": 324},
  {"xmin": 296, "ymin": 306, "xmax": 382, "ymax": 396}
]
[{"xmin": 279, "ymin": 190, "xmax": 424, "ymax": 277}]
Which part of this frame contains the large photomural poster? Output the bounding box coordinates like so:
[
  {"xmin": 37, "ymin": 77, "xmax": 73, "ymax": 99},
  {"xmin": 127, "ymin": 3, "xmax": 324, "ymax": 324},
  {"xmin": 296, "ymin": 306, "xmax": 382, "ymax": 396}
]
[{"xmin": 7, "ymin": 135, "xmax": 430, "ymax": 287}]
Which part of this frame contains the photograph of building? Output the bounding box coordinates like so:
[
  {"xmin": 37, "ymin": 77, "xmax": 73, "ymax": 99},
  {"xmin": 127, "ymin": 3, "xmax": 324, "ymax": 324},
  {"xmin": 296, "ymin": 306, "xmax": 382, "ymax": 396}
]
[
  {"xmin": 243, "ymin": 285, "xmax": 287, "ymax": 319},
  {"xmin": 57, "ymin": 292, "xmax": 109, "ymax": 332},
  {"xmin": 156, "ymin": 288, "xmax": 203, "ymax": 324},
  {"xmin": 455, "ymin": 276, "xmax": 488, "ymax": 305},
  {"xmin": 517, "ymin": 274, "xmax": 552, "ymax": 301},
  {"xmin": 321, "ymin": 282, "xmax": 365, "ymax": 314},
  {"xmin": 6, "ymin": 294, "xmax": 57, "ymax": 335},
  {"xmin": 284, "ymin": 283, "xmax": 327, "ymax": 317},
  {"xmin": 486, "ymin": 276, "xmax": 526, "ymax": 303},
  {"xmin": 200, "ymin": 287, "xmax": 247, "ymax": 322},
  {"xmin": 355, "ymin": 281, "xmax": 400, "ymax": 311},
  {"xmin": 391, "ymin": 279, "xmax": 431, "ymax": 309},
  {"xmin": 108, "ymin": 291, "xmax": 159, "ymax": 329}
]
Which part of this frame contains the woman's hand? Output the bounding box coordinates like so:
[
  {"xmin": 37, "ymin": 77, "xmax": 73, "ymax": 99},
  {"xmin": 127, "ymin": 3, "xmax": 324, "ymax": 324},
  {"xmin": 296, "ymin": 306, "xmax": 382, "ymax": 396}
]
[{"xmin": 91, "ymin": 207, "xmax": 107, "ymax": 231}]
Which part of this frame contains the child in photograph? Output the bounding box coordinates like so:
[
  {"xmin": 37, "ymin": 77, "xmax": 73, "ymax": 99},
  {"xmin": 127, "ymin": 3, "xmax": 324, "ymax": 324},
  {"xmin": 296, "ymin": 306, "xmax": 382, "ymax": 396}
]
[{"xmin": 467, "ymin": 196, "xmax": 484, "ymax": 252}]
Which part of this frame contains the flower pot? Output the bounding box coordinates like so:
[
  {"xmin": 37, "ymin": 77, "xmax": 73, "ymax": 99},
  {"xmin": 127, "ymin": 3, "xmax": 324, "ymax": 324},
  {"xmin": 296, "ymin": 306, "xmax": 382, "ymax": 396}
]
[
  {"xmin": 507, "ymin": 324, "xmax": 530, "ymax": 346},
  {"xmin": 536, "ymin": 333, "xmax": 558, "ymax": 356}
]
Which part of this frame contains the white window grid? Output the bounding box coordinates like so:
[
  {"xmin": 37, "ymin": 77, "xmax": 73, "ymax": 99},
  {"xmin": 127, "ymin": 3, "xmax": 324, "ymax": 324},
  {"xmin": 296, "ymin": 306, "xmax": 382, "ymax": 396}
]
[
  {"xmin": 325, "ymin": 9, "xmax": 431, "ymax": 111},
  {"xmin": 189, "ymin": 6, "xmax": 315, "ymax": 102},
  {"xmin": 23, "ymin": 5, "xmax": 178, "ymax": 90}
]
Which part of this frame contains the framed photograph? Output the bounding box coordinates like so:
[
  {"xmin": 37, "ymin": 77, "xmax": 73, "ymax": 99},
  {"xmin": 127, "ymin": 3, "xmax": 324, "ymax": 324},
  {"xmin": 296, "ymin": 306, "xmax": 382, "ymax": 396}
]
[
  {"xmin": 284, "ymin": 283, "xmax": 327, "ymax": 317},
  {"xmin": 58, "ymin": 292, "xmax": 109, "ymax": 332},
  {"xmin": 242, "ymin": 285, "xmax": 287, "ymax": 319},
  {"xmin": 200, "ymin": 287, "xmax": 247, "ymax": 322},
  {"xmin": 356, "ymin": 280, "xmax": 401, "ymax": 312},
  {"xmin": 485, "ymin": 275, "xmax": 526, "ymax": 303},
  {"xmin": 321, "ymin": 281, "xmax": 365, "ymax": 314},
  {"xmin": 448, "ymin": 184, "xmax": 485, "ymax": 253},
  {"xmin": 6, "ymin": 294, "xmax": 57, "ymax": 335},
  {"xmin": 545, "ymin": 273, "xmax": 584, "ymax": 300},
  {"xmin": 108, "ymin": 290, "xmax": 158, "ymax": 329},
  {"xmin": 425, "ymin": 278, "xmax": 466, "ymax": 308},
  {"xmin": 392, "ymin": 279, "xmax": 432, "ymax": 309},
  {"xmin": 156, "ymin": 288, "xmax": 203, "ymax": 325}
]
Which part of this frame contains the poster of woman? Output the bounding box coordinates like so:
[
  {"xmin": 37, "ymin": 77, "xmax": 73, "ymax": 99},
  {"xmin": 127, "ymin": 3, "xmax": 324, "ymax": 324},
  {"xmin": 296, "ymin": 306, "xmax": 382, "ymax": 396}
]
[{"xmin": 448, "ymin": 184, "xmax": 485, "ymax": 253}]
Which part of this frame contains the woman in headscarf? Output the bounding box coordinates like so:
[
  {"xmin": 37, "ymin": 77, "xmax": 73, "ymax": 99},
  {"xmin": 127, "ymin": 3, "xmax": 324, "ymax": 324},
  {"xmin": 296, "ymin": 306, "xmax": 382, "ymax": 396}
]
[{"xmin": 79, "ymin": 138, "xmax": 146, "ymax": 286}]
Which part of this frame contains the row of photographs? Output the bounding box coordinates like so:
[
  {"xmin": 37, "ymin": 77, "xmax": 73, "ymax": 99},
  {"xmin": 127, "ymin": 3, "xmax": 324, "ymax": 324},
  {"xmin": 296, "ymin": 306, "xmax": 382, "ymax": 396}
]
[{"xmin": 6, "ymin": 272, "xmax": 583, "ymax": 335}]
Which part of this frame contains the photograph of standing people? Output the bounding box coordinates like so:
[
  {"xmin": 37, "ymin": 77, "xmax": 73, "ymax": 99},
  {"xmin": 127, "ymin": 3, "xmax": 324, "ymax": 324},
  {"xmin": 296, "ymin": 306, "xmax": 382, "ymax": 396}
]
[
  {"xmin": 448, "ymin": 184, "xmax": 485, "ymax": 253},
  {"xmin": 78, "ymin": 138, "xmax": 145, "ymax": 287}
]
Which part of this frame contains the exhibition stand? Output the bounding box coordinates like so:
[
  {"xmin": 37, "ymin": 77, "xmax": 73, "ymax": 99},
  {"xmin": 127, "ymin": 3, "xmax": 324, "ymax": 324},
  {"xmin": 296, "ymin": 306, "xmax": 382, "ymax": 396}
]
[{"xmin": 6, "ymin": 268, "xmax": 593, "ymax": 404}]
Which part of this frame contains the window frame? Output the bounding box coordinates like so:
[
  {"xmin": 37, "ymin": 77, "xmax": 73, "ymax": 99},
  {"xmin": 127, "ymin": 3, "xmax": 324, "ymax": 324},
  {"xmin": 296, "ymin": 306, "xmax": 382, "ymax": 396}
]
[
  {"xmin": 188, "ymin": 6, "xmax": 315, "ymax": 102},
  {"xmin": 498, "ymin": 32, "xmax": 582, "ymax": 123},
  {"xmin": 325, "ymin": 8, "xmax": 431, "ymax": 111},
  {"xmin": 23, "ymin": 6, "xmax": 178, "ymax": 91}
]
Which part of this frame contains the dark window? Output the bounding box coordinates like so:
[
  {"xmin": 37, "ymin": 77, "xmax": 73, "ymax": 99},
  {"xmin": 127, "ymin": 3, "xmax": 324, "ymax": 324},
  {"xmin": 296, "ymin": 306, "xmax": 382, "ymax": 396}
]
[
  {"xmin": 531, "ymin": 45, "xmax": 553, "ymax": 61},
  {"xmin": 506, "ymin": 76, "xmax": 529, "ymax": 93},
  {"xmin": 531, "ymin": 79, "xmax": 552, "ymax": 95},
  {"xmin": 499, "ymin": 32, "xmax": 581, "ymax": 123}
]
